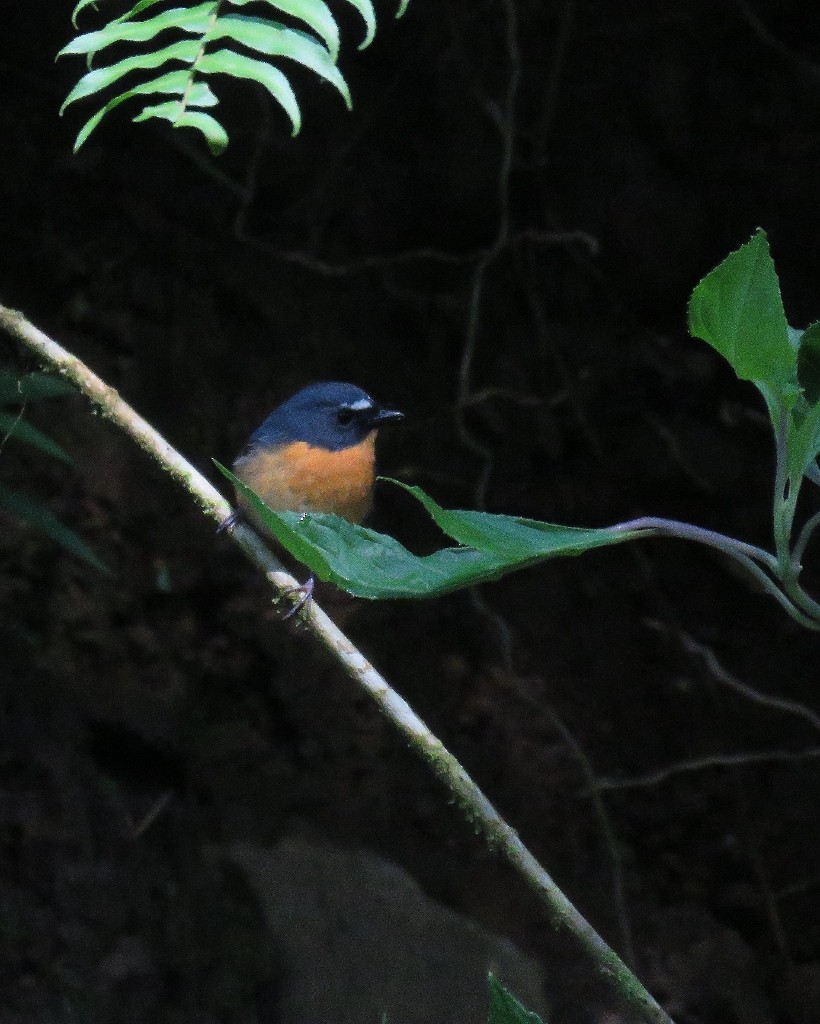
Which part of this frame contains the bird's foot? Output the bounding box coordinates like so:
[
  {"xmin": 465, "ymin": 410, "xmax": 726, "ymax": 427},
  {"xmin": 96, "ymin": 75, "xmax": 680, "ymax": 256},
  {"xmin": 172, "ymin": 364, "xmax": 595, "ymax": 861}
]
[
  {"xmin": 217, "ymin": 509, "xmax": 239, "ymax": 534},
  {"xmin": 280, "ymin": 574, "xmax": 315, "ymax": 620}
]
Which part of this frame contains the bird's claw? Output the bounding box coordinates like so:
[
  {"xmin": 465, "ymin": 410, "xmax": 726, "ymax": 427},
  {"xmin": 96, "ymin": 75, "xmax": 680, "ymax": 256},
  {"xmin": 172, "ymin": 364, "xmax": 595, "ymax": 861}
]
[
  {"xmin": 217, "ymin": 510, "xmax": 239, "ymax": 534},
  {"xmin": 280, "ymin": 574, "xmax": 315, "ymax": 620}
]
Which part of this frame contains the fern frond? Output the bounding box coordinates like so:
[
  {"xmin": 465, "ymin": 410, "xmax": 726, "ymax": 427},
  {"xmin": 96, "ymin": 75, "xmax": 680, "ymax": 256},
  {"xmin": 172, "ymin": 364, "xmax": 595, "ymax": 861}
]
[{"xmin": 60, "ymin": 0, "xmax": 407, "ymax": 154}]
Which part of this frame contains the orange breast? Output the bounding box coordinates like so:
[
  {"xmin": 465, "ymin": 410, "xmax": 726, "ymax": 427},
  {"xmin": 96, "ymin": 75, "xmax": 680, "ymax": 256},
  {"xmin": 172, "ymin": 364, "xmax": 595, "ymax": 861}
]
[{"xmin": 234, "ymin": 435, "xmax": 377, "ymax": 527}]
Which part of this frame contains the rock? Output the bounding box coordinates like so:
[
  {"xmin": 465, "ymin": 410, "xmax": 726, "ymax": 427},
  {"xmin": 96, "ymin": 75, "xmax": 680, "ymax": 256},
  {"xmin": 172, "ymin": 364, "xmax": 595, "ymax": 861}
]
[{"xmin": 226, "ymin": 835, "xmax": 547, "ymax": 1024}]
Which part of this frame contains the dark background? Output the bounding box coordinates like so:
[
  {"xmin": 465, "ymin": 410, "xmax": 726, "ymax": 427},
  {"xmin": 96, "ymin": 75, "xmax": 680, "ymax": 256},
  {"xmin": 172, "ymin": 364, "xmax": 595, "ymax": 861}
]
[{"xmin": 1, "ymin": 1, "xmax": 820, "ymax": 1021}]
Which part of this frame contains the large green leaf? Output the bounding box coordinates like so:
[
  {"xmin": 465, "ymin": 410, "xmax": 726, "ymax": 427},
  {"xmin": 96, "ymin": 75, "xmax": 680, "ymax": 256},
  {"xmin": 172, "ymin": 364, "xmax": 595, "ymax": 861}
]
[
  {"xmin": 688, "ymin": 229, "xmax": 796, "ymax": 391},
  {"xmin": 0, "ymin": 484, "xmax": 109, "ymax": 573},
  {"xmin": 215, "ymin": 464, "xmax": 640, "ymax": 599},
  {"xmin": 487, "ymin": 975, "xmax": 544, "ymax": 1024},
  {"xmin": 389, "ymin": 480, "xmax": 639, "ymax": 558}
]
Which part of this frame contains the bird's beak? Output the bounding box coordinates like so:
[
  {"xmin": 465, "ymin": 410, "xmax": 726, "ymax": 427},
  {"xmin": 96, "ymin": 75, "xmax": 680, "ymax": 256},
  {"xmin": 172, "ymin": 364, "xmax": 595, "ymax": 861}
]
[{"xmin": 371, "ymin": 406, "xmax": 404, "ymax": 427}]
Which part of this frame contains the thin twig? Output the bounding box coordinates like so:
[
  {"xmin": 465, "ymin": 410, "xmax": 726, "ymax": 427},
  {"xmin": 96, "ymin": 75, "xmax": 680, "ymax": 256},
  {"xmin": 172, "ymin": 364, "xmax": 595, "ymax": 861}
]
[
  {"xmin": 231, "ymin": 228, "xmax": 596, "ymax": 278},
  {"xmin": 534, "ymin": 0, "xmax": 577, "ymax": 162},
  {"xmin": 677, "ymin": 631, "xmax": 820, "ymax": 740},
  {"xmin": 732, "ymin": 0, "xmax": 820, "ymax": 83},
  {"xmin": 592, "ymin": 747, "xmax": 820, "ymax": 792},
  {"xmin": 0, "ymin": 302, "xmax": 675, "ymax": 1024},
  {"xmin": 729, "ymin": 769, "xmax": 792, "ymax": 965},
  {"xmin": 547, "ymin": 707, "xmax": 636, "ymax": 969}
]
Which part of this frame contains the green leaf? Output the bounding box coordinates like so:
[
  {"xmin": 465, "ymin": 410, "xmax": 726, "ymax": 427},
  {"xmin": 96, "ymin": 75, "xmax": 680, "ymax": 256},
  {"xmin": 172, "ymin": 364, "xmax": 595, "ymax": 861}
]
[
  {"xmin": 113, "ymin": 0, "xmax": 174, "ymax": 24},
  {"xmin": 339, "ymin": 0, "xmax": 376, "ymax": 48},
  {"xmin": 786, "ymin": 399, "xmax": 820, "ymax": 482},
  {"xmin": 228, "ymin": 0, "xmax": 340, "ymax": 60},
  {"xmin": 71, "ymin": 0, "xmax": 100, "ymax": 29},
  {"xmin": 215, "ymin": 464, "xmax": 639, "ymax": 600},
  {"xmin": 198, "ymin": 49, "xmax": 301, "ymax": 134},
  {"xmin": 396, "ymin": 0, "xmax": 410, "ymax": 15},
  {"xmin": 805, "ymin": 461, "xmax": 820, "ymax": 487},
  {"xmin": 59, "ymin": 2, "xmax": 217, "ymax": 57},
  {"xmin": 61, "ymin": 39, "xmax": 201, "ymax": 112},
  {"xmin": 487, "ymin": 975, "xmax": 544, "ymax": 1024},
  {"xmin": 0, "ymin": 371, "xmax": 76, "ymax": 403},
  {"xmin": 218, "ymin": 465, "xmax": 507, "ymax": 598},
  {"xmin": 797, "ymin": 322, "xmax": 820, "ymax": 404},
  {"xmin": 688, "ymin": 229, "xmax": 796, "ymax": 390},
  {"xmin": 133, "ymin": 101, "xmax": 229, "ymax": 153},
  {"xmin": 388, "ymin": 480, "xmax": 637, "ymax": 559},
  {"xmin": 0, "ymin": 484, "xmax": 110, "ymax": 573},
  {"xmin": 72, "ymin": 71, "xmax": 218, "ymax": 151},
  {"xmin": 210, "ymin": 16, "xmax": 351, "ymax": 107},
  {"xmin": 0, "ymin": 414, "xmax": 73, "ymax": 464}
]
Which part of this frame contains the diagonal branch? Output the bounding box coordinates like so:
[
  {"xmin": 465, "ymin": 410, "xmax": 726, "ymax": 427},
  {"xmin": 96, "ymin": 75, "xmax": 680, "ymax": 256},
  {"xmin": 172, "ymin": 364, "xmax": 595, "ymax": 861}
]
[{"xmin": 0, "ymin": 301, "xmax": 675, "ymax": 1024}]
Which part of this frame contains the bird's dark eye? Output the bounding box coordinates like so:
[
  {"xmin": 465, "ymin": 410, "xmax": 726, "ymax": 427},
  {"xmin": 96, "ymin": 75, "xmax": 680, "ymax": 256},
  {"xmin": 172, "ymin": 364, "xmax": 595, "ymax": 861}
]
[{"xmin": 336, "ymin": 407, "xmax": 355, "ymax": 427}]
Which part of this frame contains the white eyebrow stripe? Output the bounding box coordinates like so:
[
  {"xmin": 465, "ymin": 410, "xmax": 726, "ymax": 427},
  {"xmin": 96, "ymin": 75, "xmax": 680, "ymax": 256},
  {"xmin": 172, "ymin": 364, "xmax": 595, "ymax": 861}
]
[{"xmin": 346, "ymin": 399, "xmax": 373, "ymax": 411}]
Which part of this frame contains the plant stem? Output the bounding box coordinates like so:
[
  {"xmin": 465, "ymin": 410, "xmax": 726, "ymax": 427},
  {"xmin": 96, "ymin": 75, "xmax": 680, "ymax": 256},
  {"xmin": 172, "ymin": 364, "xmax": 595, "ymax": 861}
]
[
  {"xmin": 769, "ymin": 397, "xmax": 800, "ymax": 572},
  {"xmin": 793, "ymin": 508, "xmax": 820, "ymax": 568},
  {"xmin": 781, "ymin": 575, "xmax": 820, "ymax": 624},
  {"xmin": 764, "ymin": 397, "xmax": 820, "ymax": 622},
  {"xmin": 0, "ymin": 302, "xmax": 676, "ymax": 1024},
  {"xmin": 611, "ymin": 516, "xmax": 778, "ymax": 571},
  {"xmin": 177, "ymin": 0, "xmax": 221, "ymax": 120},
  {"xmin": 611, "ymin": 517, "xmax": 819, "ymax": 629}
]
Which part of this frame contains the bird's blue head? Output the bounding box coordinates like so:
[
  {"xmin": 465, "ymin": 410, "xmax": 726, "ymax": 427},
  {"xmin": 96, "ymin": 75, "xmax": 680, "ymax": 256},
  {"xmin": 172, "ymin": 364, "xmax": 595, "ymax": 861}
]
[{"xmin": 244, "ymin": 382, "xmax": 403, "ymax": 454}]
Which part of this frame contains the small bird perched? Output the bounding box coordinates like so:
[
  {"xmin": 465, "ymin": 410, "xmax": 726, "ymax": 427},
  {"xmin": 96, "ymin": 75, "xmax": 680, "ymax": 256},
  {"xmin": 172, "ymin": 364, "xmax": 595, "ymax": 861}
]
[{"xmin": 228, "ymin": 381, "xmax": 403, "ymax": 614}]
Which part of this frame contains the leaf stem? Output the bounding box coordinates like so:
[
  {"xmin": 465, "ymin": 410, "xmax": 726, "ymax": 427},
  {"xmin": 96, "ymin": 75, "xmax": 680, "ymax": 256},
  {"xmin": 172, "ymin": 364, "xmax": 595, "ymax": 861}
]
[
  {"xmin": 770, "ymin": 398, "xmax": 798, "ymax": 569},
  {"xmin": 177, "ymin": 0, "xmax": 221, "ymax": 120},
  {"xmin": 762, "ymin": 394, "xmax": 820, "ymax": 622},
  {"xmin": 611, "ymin": 516, "xmax": 819, "ymax": 628},
  {"xmin": 611, "ymin": 516, "xmax": 778, "ymax": 571},
  {"xmin": 792, "ymin": 508, "xmax": 820, "ymax": 568}
]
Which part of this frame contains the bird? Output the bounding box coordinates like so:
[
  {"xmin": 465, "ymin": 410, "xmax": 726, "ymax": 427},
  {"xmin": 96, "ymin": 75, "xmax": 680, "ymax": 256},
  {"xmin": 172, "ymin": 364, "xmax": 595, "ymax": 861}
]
[{"xmin": 226, "ymin": 381, "xmax": 403, "ymax": 615}]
